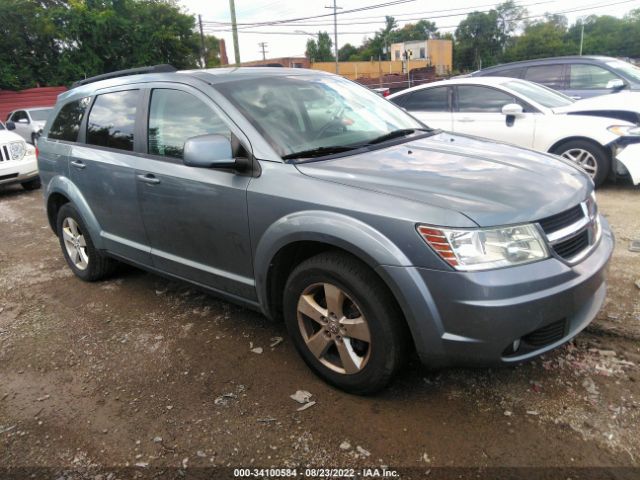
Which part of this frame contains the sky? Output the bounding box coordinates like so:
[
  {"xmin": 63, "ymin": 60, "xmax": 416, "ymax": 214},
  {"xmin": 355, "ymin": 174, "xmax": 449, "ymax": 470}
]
[{"xmin": 178, "ymin": 0, "xmax": 640, "ymax": 63}]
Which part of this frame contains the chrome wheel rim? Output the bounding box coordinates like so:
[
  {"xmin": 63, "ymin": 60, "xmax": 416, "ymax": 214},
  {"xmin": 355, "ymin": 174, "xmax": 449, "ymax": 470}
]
[
  {"xmin": 561, "ymin": 148, "xmax": 597, "ymax": 178},
  {"xmin": 62, "ymin": 217, "xmax": 89, "ymax": 270},
  {"xmin": 296, "ymin": 282, "xmax": 371, "ymax": 375}
]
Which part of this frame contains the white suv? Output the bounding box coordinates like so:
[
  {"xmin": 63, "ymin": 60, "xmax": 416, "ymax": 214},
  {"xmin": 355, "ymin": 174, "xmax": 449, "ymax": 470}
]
[{"xmin": 0, "ymin": 121, "xmax": 40, "ymax": 190}]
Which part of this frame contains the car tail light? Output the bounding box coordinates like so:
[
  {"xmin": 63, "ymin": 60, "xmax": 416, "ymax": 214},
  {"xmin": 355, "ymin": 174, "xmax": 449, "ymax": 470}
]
[{"xmin": 416, "ymin": 226, "xmax": 459, "ymax": 267}]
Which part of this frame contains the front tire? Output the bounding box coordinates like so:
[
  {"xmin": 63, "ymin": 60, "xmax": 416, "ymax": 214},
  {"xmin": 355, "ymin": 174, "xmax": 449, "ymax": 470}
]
[
  {"xmin": 552, "ymin": 139, "xmax": 610, "ymax": 187},
  {"xmin": 56, "ymin": 204, "xmax": 116, "ymax": 281},
  {"xmin": 283, "ymin": 251, "xmax": 408, "ymax": 394}
]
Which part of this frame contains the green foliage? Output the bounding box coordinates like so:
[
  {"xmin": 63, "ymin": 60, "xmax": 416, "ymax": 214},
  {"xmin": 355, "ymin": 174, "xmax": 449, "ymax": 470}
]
[
  {"xmin": 305, "ymin": 31, "xmax": 334, "ymax": 62},
  {"xmin": 0, "ymin": 0, "xmax": 214, "ymax": 90}
]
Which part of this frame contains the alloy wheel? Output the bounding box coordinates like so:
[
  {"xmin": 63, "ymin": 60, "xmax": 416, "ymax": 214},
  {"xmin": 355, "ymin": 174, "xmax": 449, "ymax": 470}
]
[
  {"xmin": 560, "ymin": 148, "xmax": 597, "ymax": 178},
  {"xmin": 62, "ymin": 217, "xmax": 89, "ymax": 270},
  {"xmin": 296, "ymin": 282, "xmax": 372, "ymax": 374}
]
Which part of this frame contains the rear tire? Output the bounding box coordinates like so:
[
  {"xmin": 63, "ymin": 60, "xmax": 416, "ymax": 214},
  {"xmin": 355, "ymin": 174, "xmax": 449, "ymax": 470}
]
[
  {"xmin": 21, "ymin": 177, "xmax": 41, "ymax": 190},
  {"xmin": 56, "ymin": 204, "xmax": 117, "ymax": 281},
  {"xmin": 552, "ymin": 139, "xmax": 610, "ymax": 188},
  {"xmin": 283, "ymin": 251, "xmax": 409, "ymax": 394}
]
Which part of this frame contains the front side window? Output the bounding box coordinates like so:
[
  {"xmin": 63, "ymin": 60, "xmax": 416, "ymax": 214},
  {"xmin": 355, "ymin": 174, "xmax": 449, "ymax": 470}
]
[
  {"xmin": 215, "ymin": 75, "xmax": 422, "ymax": 158},
  {"xmin": 524, "ymin": 65, "xmax": 566, "ymax": 89},
  {"xmin": 570, "ymin": 64, "xmax": 620, "ymax": 89},
  {"xmin": 503, "ymin": 80, "xmax": 572, "ymax": 108},
  {"xmin": 457, "ymin": 86, "xmax": 516, "ymax": 113},
  {"xmin": 402, "ymin": 87, "xmax": 449, "ymax": 111},
  {"xmin": 29, "ymin": 109, "xmax": 52, "ymax": 122},
  {"xmin": 48, "ymin": 98, "xmax": 90, "ymax": 142},
  {"xmin": 148, "ymin": 89, "xmax": 230, "ymax": 159},
  {"xmin": 87, "ymin": 90, "xmax": 139, "ymax": 151},
  {"xmin": 11, "ymin": 111, "xmax": 28, "ymax": 123}
]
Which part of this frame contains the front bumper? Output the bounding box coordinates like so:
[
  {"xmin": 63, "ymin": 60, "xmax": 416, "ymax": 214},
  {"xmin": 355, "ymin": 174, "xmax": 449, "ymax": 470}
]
[
  {"xmin": 377, "ymin": 218, "xmax": 614, "ymax": 367},
  {"xmin": 0, "ymin": 154, "xmax": 38, "ymax": 186},
  {"xmin": 612, "ymin": 140, "xmax": 640, "ymax": 185}
]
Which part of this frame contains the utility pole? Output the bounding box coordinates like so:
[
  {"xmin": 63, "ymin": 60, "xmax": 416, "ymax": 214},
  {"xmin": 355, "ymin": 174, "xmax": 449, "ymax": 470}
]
[
  {"xmin": 579, "ymin": 23, "xmax": 584, "ymax": 55},
  {"xmin": 229, "ymin": 0, "xmax": 240, "ymax": 66},
  {"xmin": 325, "ymin": 1, "xmax": 342, "ymax": 74},
  {"xmin": 198, "ymin": 14, "xmax": 206, "ymax": 68},
  {"xmin": 258, "ymin": 41, "xmax": 268, "ymax": 61}
]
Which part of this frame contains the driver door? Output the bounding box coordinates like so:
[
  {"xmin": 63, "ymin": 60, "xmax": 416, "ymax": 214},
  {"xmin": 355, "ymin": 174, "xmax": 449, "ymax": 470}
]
[{"xmin": 452, "ymin": 85, "xmax": 536, "ymax": 149}]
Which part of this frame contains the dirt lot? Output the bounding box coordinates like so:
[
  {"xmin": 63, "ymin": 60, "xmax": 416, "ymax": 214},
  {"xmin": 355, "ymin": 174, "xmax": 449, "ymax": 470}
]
[{"xmin": 1, "ymin": 182, "xmax": 639, "ymax": 479}]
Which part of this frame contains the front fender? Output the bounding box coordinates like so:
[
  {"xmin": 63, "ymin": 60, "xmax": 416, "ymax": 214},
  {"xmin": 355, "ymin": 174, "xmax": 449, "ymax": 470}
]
[
  {"xmin": 46, "ymin": 175, "xmax": 104, "ymax": 249},
  {"xmin": 253, "ymin": 210, "xmax": 412, "ymax": 315}
]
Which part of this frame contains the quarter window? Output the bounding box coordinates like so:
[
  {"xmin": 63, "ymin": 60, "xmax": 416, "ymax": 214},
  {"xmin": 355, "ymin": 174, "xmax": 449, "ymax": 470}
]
[
  {"xmin": 48, "ymin": 98, "xmax": 90, "ymax": 142},
  {"xmin": 569, "ymin": 64, "xmax": 620, "ymax": 89},
  {"xmin": 87, "ymin": 90, "xmax": 139, "ymax": 151},
  {"xmin": 148, "ymin": 89, "xmax": 230, "ymax": 160},
  {"xmin": 524, "ymin": 65, "xmax": 566, "ymax": 89},
  {"xmin": 402, "ymin": 87, "xmax": 449, "ymax": 111},
  {"xmin": 457, "ymin": 86, "xmax": 516, "ymax": 113}
]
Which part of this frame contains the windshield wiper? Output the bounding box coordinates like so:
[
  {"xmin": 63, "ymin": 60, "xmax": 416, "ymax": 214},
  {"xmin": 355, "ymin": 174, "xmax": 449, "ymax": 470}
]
[
  {"xmin": 281, "ymin": 145, "xmax": 362, "ymax": 160},
  {"xmin": 366, "ymin": 128, "xmax": 432, "ymax": 145}
]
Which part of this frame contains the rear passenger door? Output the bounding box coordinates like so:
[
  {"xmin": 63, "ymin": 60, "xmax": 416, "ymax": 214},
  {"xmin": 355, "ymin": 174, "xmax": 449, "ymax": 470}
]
[
  {"xmin": 135, "ymin": 86, "xmax": 255, "ymax": 300},
  {"xmin": 68, "ymin": 88, "xmax": 152, "ymax": 264},
  {"xmin": 394, "ymin": 86, "xmax": 452, "ymax": 130}
]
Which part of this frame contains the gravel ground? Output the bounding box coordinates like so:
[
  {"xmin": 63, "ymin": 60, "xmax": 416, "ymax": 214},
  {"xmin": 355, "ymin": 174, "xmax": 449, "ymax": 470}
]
[{"xmin": 0, "ymin": 182, "xmax": 639, "ymax": 480}]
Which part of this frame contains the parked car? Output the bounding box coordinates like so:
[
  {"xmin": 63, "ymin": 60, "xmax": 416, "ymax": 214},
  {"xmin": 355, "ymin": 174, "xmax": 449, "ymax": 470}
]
[
  {"xmin": 6, "ymin": 107, "xmax": 53, "ymax": 144},
  {"xmin": 38, "ymin": 66, "xmax": 613, "ymax": 393},
  {"xmin": 0, "ymin": 120, "xmax": 40, "ymax": 190},
  {"xmin": 388, "ymin": 77, "xmax": 640, "ymax": 187},
  {"xmin": 469, "ymin": 56, "xmax": 640, "ymax": 100}
]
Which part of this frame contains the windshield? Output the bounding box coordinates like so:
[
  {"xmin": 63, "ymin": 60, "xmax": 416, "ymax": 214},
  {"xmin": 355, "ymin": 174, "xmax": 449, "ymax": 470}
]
[
  {"xmin": 606, "ymin": 60, "xmax": 640, "ymax": 83},
  {"xmin": 503, "ymin": 80, "xmax": 574, "ymax": 108},
  {"xmin": 29, "ymin": 109, "xmax": 52, "ymax": 121},
  {"xmin": 215, "ymin": 75, "xmax": 424, "ymax": 158}
]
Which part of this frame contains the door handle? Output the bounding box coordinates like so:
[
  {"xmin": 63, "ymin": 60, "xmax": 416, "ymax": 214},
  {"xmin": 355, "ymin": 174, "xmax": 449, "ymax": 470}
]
[
  {"xmin": 70, "ymin": 160, "xmax": 86, "ymax": 169},
  {"xmin": 137, "ymin": 174, "xmax": 161, "ymax": 185},
  {"xmin": 458, "ymin": 117, "xmax": 474, "ymax": 123}
]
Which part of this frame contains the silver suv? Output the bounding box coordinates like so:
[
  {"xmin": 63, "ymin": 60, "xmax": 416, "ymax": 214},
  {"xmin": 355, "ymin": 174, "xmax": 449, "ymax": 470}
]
[{"xmin": 38, "ymin": 65, "xmax": 613, "ymax": 393}]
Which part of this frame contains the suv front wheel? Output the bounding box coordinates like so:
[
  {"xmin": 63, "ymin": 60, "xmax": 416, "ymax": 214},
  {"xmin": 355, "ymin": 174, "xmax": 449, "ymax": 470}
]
[
  {"xmin": 56, "ymin": 204, "xmax": 117, "ymax": 281},
  {"xmin": 283, "ymin": 252, "xmax": 408, "ymax": 394}
]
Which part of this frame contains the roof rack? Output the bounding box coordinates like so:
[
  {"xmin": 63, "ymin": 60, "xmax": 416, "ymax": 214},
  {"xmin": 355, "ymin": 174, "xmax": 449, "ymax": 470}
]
[{"xmin": 71, "ymin": 64, "xmax": 177, "ymax": 88}]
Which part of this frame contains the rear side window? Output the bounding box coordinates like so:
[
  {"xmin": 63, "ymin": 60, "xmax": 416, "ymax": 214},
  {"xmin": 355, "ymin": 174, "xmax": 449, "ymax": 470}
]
[
  {"xmin": 524, "ymin": 65, "xmax": 566, "ymax": 89},
  {"xmin": 569, "ymin": 64, "xmax": 620, "ymax": 89},
  {"xmin": 148, "ymin": 89, "xmax": 230, "ymax": 159},
  {"xmin": 402, "ymin": 87, "xmax": 450, "ymax": 111},
  {"xmin": 456, "ymin": 86, "xmax": 516, "ymax": 113},
  {"xmin": 48, "ymin": 98, "xmax": 90, "ymax": 142},
  {"xmin": 87, "ymin": 90, "xmax": 139, "ymax": 151}
]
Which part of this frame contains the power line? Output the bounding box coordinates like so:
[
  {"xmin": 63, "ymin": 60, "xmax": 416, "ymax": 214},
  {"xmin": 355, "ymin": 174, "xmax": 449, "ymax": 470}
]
[{"xmin": 258, "ymin": 41, "xmax": 268, "ymax": 60}]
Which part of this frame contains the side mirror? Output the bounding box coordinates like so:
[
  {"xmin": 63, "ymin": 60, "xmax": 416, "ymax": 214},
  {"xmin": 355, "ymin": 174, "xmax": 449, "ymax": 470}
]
[
  {"xmin": 502, "ymin": 103, "xmax": 524, "ymax": 117},
  {"xmin": 6, "ymin": 121, "xmax": 16, "ymax": 130},
  {"xmin": 183, "ymin": 134, "xmax": 237, "ymax": 169},
  {"xmin": 606, "ymin": 78, "xmax": 625, "ymax": 91}
]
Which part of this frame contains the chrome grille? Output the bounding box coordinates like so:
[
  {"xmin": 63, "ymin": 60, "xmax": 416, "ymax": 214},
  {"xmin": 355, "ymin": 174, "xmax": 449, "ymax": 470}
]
[{"xmin": 538, "ymin": 198, "xmax": 600, "ymax": 262}]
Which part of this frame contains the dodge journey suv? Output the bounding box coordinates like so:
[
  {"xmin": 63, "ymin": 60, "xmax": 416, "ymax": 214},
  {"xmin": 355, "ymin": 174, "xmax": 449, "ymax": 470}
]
[{"xmin": 38, "ymin": 65, "xmax": 613, "ymax": 394}]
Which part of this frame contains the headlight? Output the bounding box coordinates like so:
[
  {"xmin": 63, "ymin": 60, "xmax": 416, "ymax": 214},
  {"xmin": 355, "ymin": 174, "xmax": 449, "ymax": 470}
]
[
  {"xmin": 9, "ymin": 141, "xmax": 25, "ymax": 161},
  {"xmin": 607, "ymin": 125, "xmax": 640, "ymax": 136},
  {"xmin": 417, "ymin": 224, "xmax": 549, "ymax": 271}
]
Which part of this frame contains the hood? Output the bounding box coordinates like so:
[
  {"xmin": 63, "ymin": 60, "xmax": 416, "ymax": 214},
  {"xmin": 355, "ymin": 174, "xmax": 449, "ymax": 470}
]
[
  {"xmin": 296, "ymin": 132, "xmax": 590, "ymax": 227},
  {"xmin": 0, "ymin": 129, "xmax": 25, "ymax": 143},
  {"xmin": 553, "ymin": 92, "xmax": 640, "ymax": 122}
]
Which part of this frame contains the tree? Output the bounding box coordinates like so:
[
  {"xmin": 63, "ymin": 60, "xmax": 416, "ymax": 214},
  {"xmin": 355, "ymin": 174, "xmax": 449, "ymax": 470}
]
[
  {"xmin": 503, "ymin": 15, "xmax": 572, "ymax": 62},
  {"xmin": 454, "ymin": 10, "xmax": 501, "ymax": 70},
  {"xmin": 338, "ymin": 43, "xmax": 359, "ymax": 61},
  {"xmin": 305, "ymin": 31, "xmax": 334, "ymax": 62},
  {"xmin": 495, "ymin": 0, "xmax": 527, "ymax": 51}
]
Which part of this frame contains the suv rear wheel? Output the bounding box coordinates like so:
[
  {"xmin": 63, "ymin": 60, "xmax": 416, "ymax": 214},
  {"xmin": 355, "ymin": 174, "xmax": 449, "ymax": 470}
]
[
  {"xmin": 283, "ymin": 251, "xmax": 408, "ymax": 394},
  {"xmin": 56, "ymin": 204, "xmax": 116, "ymax": 281}
]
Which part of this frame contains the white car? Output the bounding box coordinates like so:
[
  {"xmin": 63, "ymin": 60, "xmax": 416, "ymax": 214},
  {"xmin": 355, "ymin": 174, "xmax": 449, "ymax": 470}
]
[
  {"xmin": 389, "ymin": 77, "xmax": 640, "ymax": 187},
  {"xmin": 0, "ymin": 121, "xmax": 40, "ymax": 190},
  {"xmin": 6, "ymin": 107, "xmax": 52, "ymax": 144}
]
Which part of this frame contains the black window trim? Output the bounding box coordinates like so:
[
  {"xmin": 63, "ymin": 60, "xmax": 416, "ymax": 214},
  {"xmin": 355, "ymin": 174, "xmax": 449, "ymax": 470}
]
[{"xmin": 453, "ymin": 84, "xmax": 539, "ymax": 114}]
